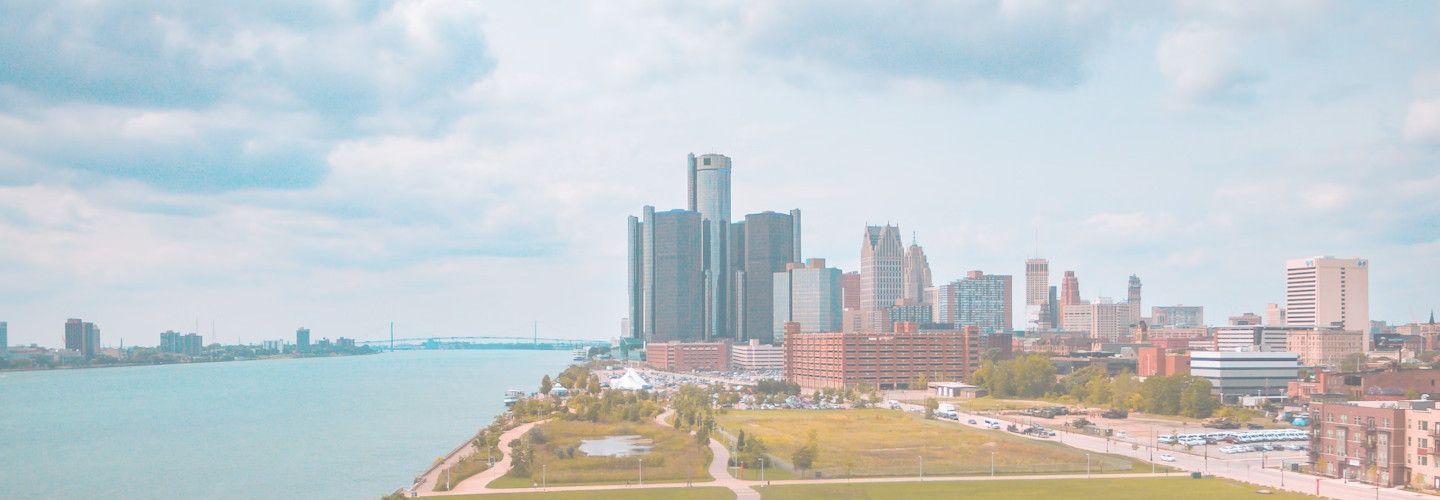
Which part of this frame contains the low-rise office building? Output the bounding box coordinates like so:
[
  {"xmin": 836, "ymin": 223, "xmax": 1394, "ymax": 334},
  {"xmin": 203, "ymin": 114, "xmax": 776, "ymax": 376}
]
[
  {"xmin": 731, "ymin": 338, "xmax": 784, "ymax": 371},
  {"xmin": 1190, "ymin": 351, "xmax": 1298, "ymax": 402},
  {"xmin": 1405, "ymin": 402, "xmax": 1440, "ymax": 491},
  {"xmin": 646, "ymin": 340, "xmax": 731, "ymax": 372}
]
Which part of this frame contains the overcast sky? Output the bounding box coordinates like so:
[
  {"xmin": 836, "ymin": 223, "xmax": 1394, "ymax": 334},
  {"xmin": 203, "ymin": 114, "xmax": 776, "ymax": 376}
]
[{"xmin": 1, "ymin": 1, "xmax": 1438, "ymax": 347}]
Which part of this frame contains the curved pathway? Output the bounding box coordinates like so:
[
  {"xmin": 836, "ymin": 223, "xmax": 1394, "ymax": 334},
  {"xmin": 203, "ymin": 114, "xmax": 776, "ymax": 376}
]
[{"xmin": 423, "ymin": 420, "xmax": 545, "ymax": 496}]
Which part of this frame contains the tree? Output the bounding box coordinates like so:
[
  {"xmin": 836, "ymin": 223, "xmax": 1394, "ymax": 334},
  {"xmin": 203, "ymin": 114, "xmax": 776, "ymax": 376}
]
[
  {"xmin": 924, "ymin": 397, "xmax": 939, "ymax": 419},
  {"xmin": 792, "ymin": 430, "xmax": 819, "ymax": 472},
  {"xmin": 737, "ymin": 430, "xmax": 746, "ymax": 451},
  {"xmin": 1179, "ymin": 377, "xmax": 1216, "ymax": 418},
  {"xmin": 914, "ymin": 373, "xmax": 929, "ymax": 391},
  {"xmin": 694, "ymin": 426, "xmax": 711, "ymax": 446},
  {"xmin": 540, "ymin": 374, "xmax": 553, "ymax": 395}
]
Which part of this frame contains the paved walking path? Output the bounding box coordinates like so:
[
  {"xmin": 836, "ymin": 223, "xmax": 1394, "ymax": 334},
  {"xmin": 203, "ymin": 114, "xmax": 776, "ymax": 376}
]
[{"xmin": 420, "ymin": 420, "xmax": 545, "ymax": 496}]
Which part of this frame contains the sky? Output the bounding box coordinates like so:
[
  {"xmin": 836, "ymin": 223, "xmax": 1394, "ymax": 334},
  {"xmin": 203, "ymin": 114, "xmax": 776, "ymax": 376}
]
[{"xmin": 1, "ymin": 1, "xmax": 1438, "ymax": 347}]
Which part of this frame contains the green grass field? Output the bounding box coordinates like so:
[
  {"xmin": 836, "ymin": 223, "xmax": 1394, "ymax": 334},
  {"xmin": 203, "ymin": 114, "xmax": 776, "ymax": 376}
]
[
  {"xmin": 717, "ymin": 409, "xmax": 1149, "ymax": 478},
  {"xmin": 437, "ymin": 486, "xmax": 736, "ymax": 500},
  {"xmin": 753, "ymin": 477, "xmax": 1314, "ymax": 499},
  {"xmin": 490, "ymin": 419, "xmax": 713, "ymax": 488}
]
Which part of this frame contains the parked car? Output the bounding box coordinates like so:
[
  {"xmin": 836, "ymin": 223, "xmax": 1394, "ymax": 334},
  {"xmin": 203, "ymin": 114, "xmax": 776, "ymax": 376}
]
[
  {"xmin": 967, "ymin": 419, "xmax": 977, "ymax": 425},
  {"xmin": 1159, "ymin": 454, "xmax": 1176, "ymax": 462}
]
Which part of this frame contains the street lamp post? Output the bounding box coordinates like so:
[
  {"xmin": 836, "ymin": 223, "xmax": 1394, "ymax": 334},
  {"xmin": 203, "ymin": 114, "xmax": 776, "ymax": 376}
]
[
  {"xmin": 542, "ymin": 464, "xmax": 547, "ymax": 489},
  {"xmin": 991, "ymin": 451, "xmax": 996, "ymax": 477},
  {"xmin": 919, "ymin": 455, "xmax": 924, "ymax": 480},
  {"xmin": 638, "ymin": 458, "xmax": 644, "ymax": 486},
  {"xmin": 760, "ymin": 457, "xmax": 766, "ymax": 483},
  {"xmin": 1086, "ymin": 452, "xmax": 1091, "ymax": 478},
  {"xmin": 1280, "ymin": 460, "xmax": 1284, "ymax": 488}
]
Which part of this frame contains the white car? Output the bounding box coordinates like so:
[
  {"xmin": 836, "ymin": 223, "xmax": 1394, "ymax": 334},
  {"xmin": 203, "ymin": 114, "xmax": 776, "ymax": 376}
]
[{"xmin": 1159, "ymin": 454, "xmax": 1176, "ymax": 462}]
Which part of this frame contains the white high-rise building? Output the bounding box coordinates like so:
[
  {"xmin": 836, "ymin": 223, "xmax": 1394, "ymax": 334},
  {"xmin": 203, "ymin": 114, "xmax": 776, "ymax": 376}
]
[{"xmin": 1285, "ymin": 256, "xmax": 1369, "ymax": 349}]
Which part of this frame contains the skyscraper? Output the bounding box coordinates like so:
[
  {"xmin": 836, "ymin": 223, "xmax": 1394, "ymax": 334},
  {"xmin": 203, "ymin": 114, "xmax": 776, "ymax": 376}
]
[
  {"xmin": 64, "ymin": 318, "xmax": 99, "ymax": 359},
  {"xmin": 1060, "ymin": 271, "xmax": 1081, "ymax": 308},
  {"xmin": 902, "ymin": 236, "xmax": 932, "ymax": 305},
  {"xmin": 296, "ymin": 327, "xmax": 311, "ymax": 352},
  {"xmin": 688, "ymin": 153, "xmax": 732, "ymax": 340},
  {"xmin": 955, "ymin": 270, "xmax": 1013, "ymax": 334},
  {"xmin": 860, "ymin": 225, "xmax": 904, "ymax": 312},
  {"xmin": 1285, "ymin": 256, "xmax": 1370, "ymax": 348},
  {"xmin": 0, "ymin": 321, "xmax": 7, "ymax": 358},
  {"xmin": 930, "ymin": 283, "xmax": 959, "ymax": 325},
  {"xmin": 841, "ymin": 271, "xmax": 861, "ymax": 310},
  {"xmin": 629, "ymin": 206, "xmax": 706, "ymax": 342},
  {"xmin": 773, "ymin": 259, "xmax": 842, "ymax": 343},
  {"xmin": 1025, "ymin": 258, "xmax": 1050, "ymax": 331},
  {"xmin": 741, "ymin": 211, "xmax": 797, "ymax": 343},
  {"xmin": 1126, "ymin": 274, "xmax": 1143, "ymax": 325}
]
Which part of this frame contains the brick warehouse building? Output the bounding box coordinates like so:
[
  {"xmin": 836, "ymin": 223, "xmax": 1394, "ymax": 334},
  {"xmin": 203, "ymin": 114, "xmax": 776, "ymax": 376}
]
[
  {"xmin": 784, "ymin": 322, "xmax": 980, "ymax": 390},
  {"xmin": 646, "ymin": 340, "xmax": 731, "ymax": 372}
]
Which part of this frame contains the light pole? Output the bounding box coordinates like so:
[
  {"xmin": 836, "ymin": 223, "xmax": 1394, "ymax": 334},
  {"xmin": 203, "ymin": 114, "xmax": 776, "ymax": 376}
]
[
  {"xmin": 919, "ymin": 455, "xmax": 924, "ymax": 480},
  {"xmin": 1086, "ymin": 452, "xmax": 1091, "ymax": 478},
  {"xmin": 542, "ymin": 464, "xmax": 547, "ymax": 489},
  {"xmin": 760, "ymin": 457, "xmax": 766, "ymax": 483},
  {"xmin": 1280, "ymin": 460, "xmax": 1285, "ymax": 488},
  {"xmin": 638, "ymin": 458, "xmax": 644, "ymax": 486},
  {"xmin": 991, "ymin": 451, "xmax": 996, "ymax": 477}
]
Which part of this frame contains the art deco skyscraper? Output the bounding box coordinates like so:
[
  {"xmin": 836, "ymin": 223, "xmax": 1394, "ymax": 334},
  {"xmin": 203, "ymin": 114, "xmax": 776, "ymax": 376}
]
[
  {"xmin": 860, "ymin": 225, "xmax": 904, "ymax": 313},
  {"xmin": 688, "ymin": 153, "xmax": 732, "ymax": 339},
  {"xmin": 1286, "ymin": 256, "xmax": 1370, "ymax": 347},
  {"xmin": 902, "ymin": 235, "xmax": 932, "ymax": 306},
  {"xmin": 1060, "ymin": 271, "xmax": 1081, "ymax": 308}
]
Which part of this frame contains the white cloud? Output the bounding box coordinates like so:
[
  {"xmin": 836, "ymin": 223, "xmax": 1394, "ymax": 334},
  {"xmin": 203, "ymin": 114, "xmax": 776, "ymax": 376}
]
[
  {"xmin": 1155, "ymin": 23, "xmax": 1259, "ymax": 103},
  {"xmin": 1403, "ymin": 98, "xmax": 1440, "ymax": 144}
]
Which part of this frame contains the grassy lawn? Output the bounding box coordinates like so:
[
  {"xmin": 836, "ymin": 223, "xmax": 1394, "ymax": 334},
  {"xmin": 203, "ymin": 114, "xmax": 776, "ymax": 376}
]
[
  {"xmin": 754, "ymin": 477, "xmax": 1314, "ymax": 499},
  {"xmin": 490, "ymin": 419, "xmax": 713, "ymax": 488},
  {"xmin": 437, "ymin": 487, "xmax": 735, "ymax": 500},
  {"xmin": 717, "ymin": 409, "xmax": 1149, "ymax": 478}
]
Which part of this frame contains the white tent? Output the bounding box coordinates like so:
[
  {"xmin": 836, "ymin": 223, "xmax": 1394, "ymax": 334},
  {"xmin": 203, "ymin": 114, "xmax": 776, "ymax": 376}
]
[{"xmin": 609, "ymin": 368, "xmax": 652, "ymax": 391}]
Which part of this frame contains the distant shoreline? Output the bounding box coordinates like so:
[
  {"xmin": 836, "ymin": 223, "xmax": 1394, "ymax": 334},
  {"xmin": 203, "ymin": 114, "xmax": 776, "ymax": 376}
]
[{"xmin": 0, "ymin": 349, "xmax": 379, "ymax": 374}]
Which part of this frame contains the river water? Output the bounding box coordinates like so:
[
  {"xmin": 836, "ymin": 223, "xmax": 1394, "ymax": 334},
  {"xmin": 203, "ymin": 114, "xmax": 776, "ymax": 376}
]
[{"xmin": 0, "ymin": 349, "xmax": 574, "ymax": 499}]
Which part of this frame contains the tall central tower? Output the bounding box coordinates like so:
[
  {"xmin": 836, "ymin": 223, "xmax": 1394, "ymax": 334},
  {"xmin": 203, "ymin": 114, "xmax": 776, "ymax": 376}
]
[
  {"xmin": 860, "ymin": 225, "xmax": 904, "ymax": 314},
  {"xmin": 688, "ymin": 153, "xmax": 733, "ymax": 339}
]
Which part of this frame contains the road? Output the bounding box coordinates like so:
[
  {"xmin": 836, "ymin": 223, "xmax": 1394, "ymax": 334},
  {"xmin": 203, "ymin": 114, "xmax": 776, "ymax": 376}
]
[{"xmin": 900, "ymin": 402, "xmax": 1431, "ymax": 500}]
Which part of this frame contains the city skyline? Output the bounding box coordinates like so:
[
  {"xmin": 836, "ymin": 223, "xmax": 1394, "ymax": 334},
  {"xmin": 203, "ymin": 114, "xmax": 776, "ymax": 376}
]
[{"xmin": 2, "ymin": 2, "xmax": 1439, "ymax": 346}]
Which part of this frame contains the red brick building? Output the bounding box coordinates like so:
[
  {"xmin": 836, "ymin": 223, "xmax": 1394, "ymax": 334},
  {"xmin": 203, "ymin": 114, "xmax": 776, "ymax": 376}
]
[
  {"xmin": 646, "ymin": 340, "xmax": 731, "ymax": 372},
  {"xmin": 1289, "ymin": 369, "xmax": 1440, "ymax": 403},
  {"xmin": 1136, "ymin": 347, "xmax": 1190, "ymax": 377},
  {"xmin": 785, "ymin": 322, "xmax": 980, "ymax": 390},
  {"xmin": 1311, "ymin": 401, "xmax": 1409, "ymax": 486}
]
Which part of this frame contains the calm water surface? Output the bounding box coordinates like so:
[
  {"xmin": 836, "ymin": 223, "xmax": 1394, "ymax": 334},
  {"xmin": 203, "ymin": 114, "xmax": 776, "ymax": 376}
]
[{"xmin": 0, "ymin": 350, "xmax": 573, "ymax": 499}]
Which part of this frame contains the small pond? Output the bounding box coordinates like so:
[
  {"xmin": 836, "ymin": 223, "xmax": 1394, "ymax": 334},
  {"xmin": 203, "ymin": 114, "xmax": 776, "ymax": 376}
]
[{"xmin": 578, "ymin": 435, "xmax": 654, "ymax": 457}]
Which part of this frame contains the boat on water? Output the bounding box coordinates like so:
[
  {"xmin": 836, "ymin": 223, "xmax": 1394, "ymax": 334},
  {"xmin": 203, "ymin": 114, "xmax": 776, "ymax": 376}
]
[
  {"xmin": 572, "ymin": 347, "xmax": 588, "ymax": 361},
  {"xmin": 503, "ymin": 389, "xmax": 525, "ymax": 407}
]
